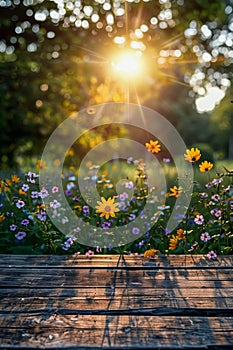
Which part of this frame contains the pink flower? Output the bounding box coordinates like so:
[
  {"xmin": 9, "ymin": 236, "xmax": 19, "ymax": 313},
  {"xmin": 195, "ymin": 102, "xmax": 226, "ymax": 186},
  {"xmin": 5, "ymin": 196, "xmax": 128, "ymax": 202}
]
[
  {"xmin": 85, "ymin": 250, "xmax": 94, "ymax": 256},
  {"xmin": 207, "ymin": 251, "xmax": 217, "ymax": 260},
  {"xmin": 200, "ymin": 232, "xmax": 211, "ymax": 242},
  {"xmin": 194, "ymin": 214, "xmax": 204, "ymax": 225},
  {"xmin": 52, "ymin": 186, "xmax": 59, "ymax": 193},
  {"xmin": 15, "ymin": 231, "xmax": 26, "ymax": 240}
]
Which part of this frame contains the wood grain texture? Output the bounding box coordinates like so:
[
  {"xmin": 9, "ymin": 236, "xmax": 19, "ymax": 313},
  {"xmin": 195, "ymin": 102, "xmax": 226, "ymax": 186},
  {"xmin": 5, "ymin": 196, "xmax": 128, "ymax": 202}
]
[{"xmin": 0, "ymin": 254, "xmax": 232, "ymax": 349}]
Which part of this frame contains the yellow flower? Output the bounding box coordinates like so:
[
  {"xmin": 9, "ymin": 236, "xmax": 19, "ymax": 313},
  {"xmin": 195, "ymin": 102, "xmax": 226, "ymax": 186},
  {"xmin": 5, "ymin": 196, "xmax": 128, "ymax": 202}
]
[
  {"xmin": 145, "ymin": 140, "xmax": 161, "ymax": 154},
  {"xmin": 95, "ymin": 197, "xmax": 119, "ymax": 220},
  {"xmin": 5, "ymin": 179, "xmax": 12, "ymax": 186},
  {"xmin": 176, "ymin": 229, "xmax": 185, "ymax": 240},
  {"xmin": 169, "ymin": 235, "xmax": 179, "ymax": 250},
  {"xmin": 184, "ymin": 147, "xmax": 201, "ymax": 163},
  {"xmin": 168, "ymin": 186, "xmax": 182, "ymax": 198},
  {"xmin": 0, "ymin": 213, "xmax": 5, "ymax": 223},
  {"xmin": 144, "ymin": 249, "xmax": 158, "ymax": 258},
  {"xmin": 199, "ymin": 161, "xmax": 213, "ymax": 173},
  {"xmin": 11, "ymin": 175, "xmax": 20, "ymax": 183}
]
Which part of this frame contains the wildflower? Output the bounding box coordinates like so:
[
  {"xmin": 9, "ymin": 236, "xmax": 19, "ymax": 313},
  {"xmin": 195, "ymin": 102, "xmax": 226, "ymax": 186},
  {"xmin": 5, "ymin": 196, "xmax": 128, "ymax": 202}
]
[
  {"xmin": 95, "ymin": 197, "xmax": 119, "ymax": 220},
  {"xmin": 144, "ymin": 249, "xmax": 158, "ymax": 258},
  {"xmin": 50, "ymin": 200, "xmax": 61, "ymax": 209},
  {"xmin": 199, "ymin": 161, "xmax": 213, "ymax": 172},
  {"xmin": 16, "ymin": 200, "xmax": 25, "ymax": 209},
  {"xmin": 31, "ymin": 191, "xmax": 39, "ymax": 198},
  {"xmin": 82, "ymin": 205, "xmax": 90, "ymax": 215},
  {"xmin": 10, "ymin": 224, "xmax": 17, "ymax": 231},
  {"xmin": 168, "ymin": 186, "xmax": 182, "ymax": 198},
  {"xmin": 169, "ymin": 235, "xmax": 179, "ymax": 250},
  {"xmin": 145, "ymin": 140, "xmax": 161, "ymax": 153},
  {"xmin": 210, "ymin": 208, "xmax": 222, "ymax": 218},
  {"xmin": 199, "ymin": 192, "xmax": 208, "ymax": 199},
  {"xmin": 125, "ymin": 181, "xmax": 134, "ymax": 189},
  {"xmin": 19, "ymin": 189, "xmax": 26, "ymax": 195},
  {"xmin": 176, "ymin": 229, "xmax": 185, "ymax": 240},
  {"xmin": 39, "ymin": 187, "xmax": 49, "ymax": 198},
  {"xmin": 11, "ymin": 175, "xmax": 20, "ymax": 183},
  {"xmin": 211, "ymin": 194, "xmax": 220, "ymax": 202},
  {"xmin": 22, "ymin": 184, "xmax": 29, "ymax": 192},
  {"xmin": 207, "ymin": 250, "xmax": 217, "ymax": 260},
  {"xmin": 184, "ymin": 147, "xmax": 201, "ymax": 163},
  {"xmin": 132, "ymin": 227, "xmax": 140, "ymax": 235},
  {"xmin": 21, "ymin": 219, "xmax": 29, "ymax": 226},
  {"xmin": 129, "ymin": 213, "xmax": 136, "ymax": 221},
  {"xmin": 0, "ymin": 213, "xmax": 5, "ymax": 222},
  {"xmin": 194, "ymin": 214, "xmax": 204, "ymax": 225},
  {"xmin": 200, "ymin": 232, "xmax": 211, "ymax": 242},
  {"xmin": 212, "ymin": 178, "xmax": 223, "ymax": 185},
  {"xmin": 85, "ymin": 250, "xmax": 94, "ymax": 256},
  {"xmin": 25, "ymin": 171, "xmax": 39, "ymax": 184},
  {"xmin": 119, "ymin": 192, "xmax": 129, "ymax": 201},
  {"xmin": 15, "ymin": 231, "xmax": 26, "ymax": 240},
  {"xmin": 102, "ymin": 222, "xmax": 111, "ymax": 229},
  {"xmin": 37, "ymin": 211, "xmax": 47, "ymax": 221},
  {"xmin": 52, "ymin": 186, "xmax": 59, "ymax": 193}
]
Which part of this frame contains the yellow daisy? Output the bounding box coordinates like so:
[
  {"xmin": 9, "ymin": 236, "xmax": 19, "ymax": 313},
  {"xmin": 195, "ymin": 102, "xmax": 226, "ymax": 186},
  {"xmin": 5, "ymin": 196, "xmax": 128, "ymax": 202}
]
[
  {"xmin": 145, "ymin": 140, "xmax": 161, "ymax": 154},
  {"xmin": 199, "ymin": 161, "xmax": 213, "ymax": 172},
  {"xmin": 184, "ymin": 147, "xmax": 201, "ymax": 163},
  {"xmin": 95, "ymin": 197, "xmax": 119, "ymax": 220},
  {"xmin": 176, "ymin": 229, "xmax": 185, "ymax": 240}
]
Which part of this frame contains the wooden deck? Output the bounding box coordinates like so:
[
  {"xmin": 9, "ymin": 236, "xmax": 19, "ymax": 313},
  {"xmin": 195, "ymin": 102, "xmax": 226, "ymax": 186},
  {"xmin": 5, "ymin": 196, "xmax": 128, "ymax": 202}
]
[{"xmin": 0, "ymin": 254, "xmax": 233, "ymax": 349}]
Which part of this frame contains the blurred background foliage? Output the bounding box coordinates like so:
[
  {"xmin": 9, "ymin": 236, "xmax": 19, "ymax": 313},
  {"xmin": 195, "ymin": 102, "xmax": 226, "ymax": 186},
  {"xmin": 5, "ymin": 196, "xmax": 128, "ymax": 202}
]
[{"xmin": 0, "ymin": 0, "xmax": 233, "ymax": 170}]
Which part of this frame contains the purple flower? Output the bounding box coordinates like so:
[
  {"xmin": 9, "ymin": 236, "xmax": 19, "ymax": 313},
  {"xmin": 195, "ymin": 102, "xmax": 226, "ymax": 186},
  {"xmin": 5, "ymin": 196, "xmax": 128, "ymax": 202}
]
[
  {"xmin": 211, "ymin": 194, "xmax": 220, "ymax": 202},
  {"xmin": 82, "ymin": 205, "xmax": 90, "ymax": 215},
  {"xmin": 132, "ymin": 227, "xmax": 140, "ymax": 235},
  {"xmin": 212, "ymin": 178, "xmax": 223, "ymax": 185},
  {"xmin": 39, "ymin": 187, "xmax": 49, "ymax": 198},
  {"xmin": 129, "ymin": 213, "xmax": 136, "ymax": 221},
  {"xmin": 21, "ymin": 219, "xmax": 29, "ymax": 226},
  {"xmin": 194, "ymin": 214, "xmax": 204, "ymax": 225},
  {"xmin": 15, "ymin": 231, "xmax": 26, "ymax": 240},
  {"xmin": 65, "ymin": 189, "xmax": 72, "ymax": 196},
  {"xmin": 207, "ymin": 250, "xmax": 217, "ymax": 260},
  {"xmin": 200, "ymin": 232, "xmax": 211, "ymax": 242},
  {"xmin": 125, "ymin": 181, "xmax": 134, "ymax": 189},
  {"xmin": 37, "ymin": 211, "xmax": 47, "ymax": 221},
  {"xmin": 31, "ymin": 191, "xmax": 39, "ymax": 198},
  {"xmin": 163, "ymin": 157, "xmax": 171, "ymax": 163},
  {"xmin": 102, "ymin": 222, "xmax": 111, "ymax": 229},
  {"xmin": 10, "ymin": 224, "xmax": 17, "ymax": 231},
  {"xmin": 119, "ymin": 192, "xmax": 129, "ymax": 201},
  {"xmin": 210, "ymin": 208, "xmax": 222, "ymax": 218},
  {"xmin": 16, "ymin": 200, "xmax": 25, "ymax": 209}
]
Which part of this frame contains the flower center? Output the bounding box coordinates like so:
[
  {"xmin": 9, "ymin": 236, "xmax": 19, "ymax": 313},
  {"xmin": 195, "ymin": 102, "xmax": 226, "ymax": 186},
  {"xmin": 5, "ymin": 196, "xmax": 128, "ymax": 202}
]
[{"xmin": 104, "ymin": 205, "xmax": 111, "ymax": 212}]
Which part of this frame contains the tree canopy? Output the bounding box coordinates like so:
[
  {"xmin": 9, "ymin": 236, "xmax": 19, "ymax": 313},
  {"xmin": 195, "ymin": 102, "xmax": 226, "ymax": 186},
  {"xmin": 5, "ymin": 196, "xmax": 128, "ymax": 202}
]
[{"xmin": 0, "ymin": 0, "xmax": 233, "ymax": 168}]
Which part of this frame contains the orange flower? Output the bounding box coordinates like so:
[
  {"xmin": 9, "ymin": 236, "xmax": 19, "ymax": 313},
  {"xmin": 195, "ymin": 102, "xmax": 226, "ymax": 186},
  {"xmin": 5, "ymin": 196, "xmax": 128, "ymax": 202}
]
[
  {"xmin": 19, "ymin": 189, "xmax": 26, "ymax": 195},
  {"xmin": 145, "ymin": 140, "xmax": 161, "ymax": 154},
  {"xmin": 199, "ymin": 161, "xmax": 213, "ymax": 173},
  {"xmin": 176, "ymin": 229, "xmax": 185, "ymax": 240},
  {"xmin": 169, "ymin": 235, "xmax": 179, "ymax": 250},
  {"xmin": 168, "ymin": 186, "xmax": 182, "ymax": 198},
  {"xmin": 0, "ymin": 213, "xmax": 5, "ymax": 223},
  {"xmin": 11, "ymin": 175, "xmax": 20, "ymax": 183},
  {"xmin": 184, "ymin": 148, "xmax": 201, "ymax": 163},
  {"xmin": 36, "ymin": 160, "xmax": 47, "ymax": 171},
  {"xmin": 144, "ymin": 249, "xmax": 158, "ymax": 258}
]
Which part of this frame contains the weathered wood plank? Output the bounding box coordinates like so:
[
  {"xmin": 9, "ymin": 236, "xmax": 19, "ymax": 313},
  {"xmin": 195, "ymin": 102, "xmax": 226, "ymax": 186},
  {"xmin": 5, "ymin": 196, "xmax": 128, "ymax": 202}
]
[
  {"xmin": 0, "ymin": 254, "xmax": 232, "ymax": 267},
  {"xmin": 0, "ymin": 315, "xmax": 232, "ymax": 348}
]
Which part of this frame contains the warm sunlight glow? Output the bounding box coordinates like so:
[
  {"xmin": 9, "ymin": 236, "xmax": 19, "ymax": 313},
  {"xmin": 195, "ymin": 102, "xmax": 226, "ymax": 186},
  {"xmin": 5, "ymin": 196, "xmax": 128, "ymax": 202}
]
[{"xmin": 111, "ymin": 51, "xmax": 143, "ymax": 78}]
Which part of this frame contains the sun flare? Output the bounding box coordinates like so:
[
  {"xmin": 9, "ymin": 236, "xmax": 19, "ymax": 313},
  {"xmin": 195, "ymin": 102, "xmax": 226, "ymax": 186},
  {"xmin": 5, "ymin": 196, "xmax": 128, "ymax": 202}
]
[{"xmin": 111, "ymin": 51, "xmax": 143, "ymax": 78}]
